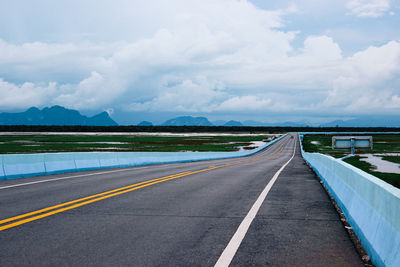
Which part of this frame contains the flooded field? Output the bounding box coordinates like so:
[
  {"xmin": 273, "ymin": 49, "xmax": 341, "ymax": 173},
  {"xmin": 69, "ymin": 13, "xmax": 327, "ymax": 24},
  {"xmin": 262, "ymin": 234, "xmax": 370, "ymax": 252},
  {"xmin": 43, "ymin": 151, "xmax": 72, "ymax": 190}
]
[
  {"xmin": 302, "ymin": 134, "xmax": 400, "ymax": 188},
  {"xmin": 0, "ymin": 133, "xmax": 279, "ymax": 154}
]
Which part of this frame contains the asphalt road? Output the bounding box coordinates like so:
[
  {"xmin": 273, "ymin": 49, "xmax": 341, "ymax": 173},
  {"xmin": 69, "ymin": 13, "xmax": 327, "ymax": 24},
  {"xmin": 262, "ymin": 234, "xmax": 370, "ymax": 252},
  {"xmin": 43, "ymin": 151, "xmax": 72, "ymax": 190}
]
[{"xmin": 0, "ymin": 134, "xmax": 363, "ymax": 266}]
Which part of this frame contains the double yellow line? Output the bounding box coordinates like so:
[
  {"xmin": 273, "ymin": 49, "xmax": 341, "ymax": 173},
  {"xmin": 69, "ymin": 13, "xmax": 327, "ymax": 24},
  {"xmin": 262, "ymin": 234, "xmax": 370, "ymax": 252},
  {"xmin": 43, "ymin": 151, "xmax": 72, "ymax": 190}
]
[
  {"xmin": 0, "ymin": 170, "xmax": 205, "ymax": 231},
  {"xmin": 0, "ymin": 144, "xmax": 287, "ymax": 232}
]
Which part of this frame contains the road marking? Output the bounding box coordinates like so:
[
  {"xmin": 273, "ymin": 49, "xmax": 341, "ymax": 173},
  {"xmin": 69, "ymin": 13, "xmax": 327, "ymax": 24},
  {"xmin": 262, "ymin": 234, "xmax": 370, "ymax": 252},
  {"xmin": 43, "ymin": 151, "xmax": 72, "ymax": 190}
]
[
  {"xmin": 215, "ymin": 136, "xmax": 296, "ymax": 267},
  {"xmin": 0, "ymin": 137, "xmax": 290, "ymax": 232},
  {"xmin": 0, "ymin": 167, "xmax": 150, "ymax": 190},
  {"xmin": 0, "ymin": 167, "xmax": 226, "ymax": 231},
  {"xmin": 0, "ymin": 170, "xmax": 208, "ymax": 231},
  {"xmin": 0, "ymin": 171, "xmax": 193, "ymax": 226}
]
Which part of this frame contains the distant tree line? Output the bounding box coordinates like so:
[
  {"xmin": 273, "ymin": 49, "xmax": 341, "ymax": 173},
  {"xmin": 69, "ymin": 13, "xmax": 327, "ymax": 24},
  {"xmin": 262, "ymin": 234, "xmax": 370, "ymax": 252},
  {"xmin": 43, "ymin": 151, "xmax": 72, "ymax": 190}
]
[{"xmin": 0, "ymin": 125, "xmax": 399, "ymax": 133}]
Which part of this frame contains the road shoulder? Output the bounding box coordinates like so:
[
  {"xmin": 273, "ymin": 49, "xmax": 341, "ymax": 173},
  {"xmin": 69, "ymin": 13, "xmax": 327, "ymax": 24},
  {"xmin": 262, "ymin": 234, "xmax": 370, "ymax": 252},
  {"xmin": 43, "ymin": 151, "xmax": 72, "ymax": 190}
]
[{"xmin": 231, "ymin": 142, "xmax": 364, "ymax": 266}]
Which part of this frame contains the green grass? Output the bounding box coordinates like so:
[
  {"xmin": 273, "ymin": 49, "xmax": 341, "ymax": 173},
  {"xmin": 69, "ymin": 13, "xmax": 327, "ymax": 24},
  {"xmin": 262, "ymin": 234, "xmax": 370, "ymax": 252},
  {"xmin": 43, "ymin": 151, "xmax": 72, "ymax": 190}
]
[
  {"xmin": 381, "ymin": 156, "xmax": 400, "ymax": 164},
  {"xmin": 0, "ymin": 134, "xmax": 275, "ymax": 154},
  {"xmin": 302, "ymin": 135, "xmax": 347, "ymax": 158},
  {"xmin": 370, "ymin": 135, "xmax": 400, "ymax": 153},
  {"xmin": 344, "ymin": 156, "xmax": 400, "ymax": 189},
  {"xmin": 302, "ymin": 134, "xmax": 400, "ymax": 157}
]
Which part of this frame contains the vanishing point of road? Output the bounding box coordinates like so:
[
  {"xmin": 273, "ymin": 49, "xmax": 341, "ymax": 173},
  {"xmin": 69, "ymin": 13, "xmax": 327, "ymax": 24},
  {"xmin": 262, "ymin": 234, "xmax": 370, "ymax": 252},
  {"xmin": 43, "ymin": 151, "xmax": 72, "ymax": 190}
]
[{"xmin": 0, "ymin": 134, "xmax": 363, "ymax": 266}]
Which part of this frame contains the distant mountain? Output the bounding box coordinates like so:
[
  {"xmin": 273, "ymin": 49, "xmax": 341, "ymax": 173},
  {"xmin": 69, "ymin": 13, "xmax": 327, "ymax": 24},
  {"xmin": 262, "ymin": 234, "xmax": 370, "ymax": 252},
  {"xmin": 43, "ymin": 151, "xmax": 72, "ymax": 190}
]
[
  {"xmin": 275, "ymin": 121, "xmax": 309, "ymax": 127},
  {"xmin": 242, "ymin": 120, "xmax": 265, "ymax": 126},
  {"xmin": 137, "ymin": 121, "xmax": 153, "ymax": 126},
  {"xmin": 224, "ymin": 120, "xmax": 243, "ymax": 126},
  {"xmin": 161, "ymin": 116, "xmax": 311, "ymax": 127},
  {"xmin": 0, "ymin": 106, "xmax": 118, "ymax": 126},
  {"xmin": 141, "ymin": 114, "xmax": 400, "ymax": 128},
  {"xmin": 162, "ymin": 116, "xmax": 213, "ymax": 126},
  {"xmin": 212, "ymin": 120, "xmax": 227, "ymax": 126},
  {"xmin": 320, "ymin": 116, "xmax": 400, "ymax": 127},
  {"xmin": 88, "ymin": 111, "xmax": 118, "ymax": 126},
  {"xmin": 242, "ymin": 120, "xmax": 309, "ymax": 127}
]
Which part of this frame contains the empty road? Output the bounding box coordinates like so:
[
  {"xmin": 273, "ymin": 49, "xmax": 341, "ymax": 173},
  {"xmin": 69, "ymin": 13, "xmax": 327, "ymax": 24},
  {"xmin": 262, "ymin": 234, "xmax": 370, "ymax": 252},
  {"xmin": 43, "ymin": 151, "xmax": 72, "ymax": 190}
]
[{"xmin": 0, "ymin": 134, "xmax": 363, "ymax": 266}]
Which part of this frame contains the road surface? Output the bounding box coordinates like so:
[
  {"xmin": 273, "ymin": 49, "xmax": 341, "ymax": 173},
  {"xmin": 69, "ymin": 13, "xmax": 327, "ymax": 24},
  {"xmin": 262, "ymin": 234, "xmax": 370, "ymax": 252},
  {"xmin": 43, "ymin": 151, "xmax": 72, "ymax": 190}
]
[{"xmin": 0, "ymin": 134, "xmax": 363, "ymax": 266}]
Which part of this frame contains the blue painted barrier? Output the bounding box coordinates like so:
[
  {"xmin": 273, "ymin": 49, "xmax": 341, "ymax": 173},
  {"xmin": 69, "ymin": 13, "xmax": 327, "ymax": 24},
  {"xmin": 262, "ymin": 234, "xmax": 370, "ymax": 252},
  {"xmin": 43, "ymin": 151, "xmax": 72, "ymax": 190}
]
[
  {"xmin": 97, "ymin": 152, "xmax": 120, "ymax": 168},
  {"xmin": 116, "ymin": 152, "xmax": 136, "ymax": 167},
  {"xmin": 73, "ymin": 152, "xmax": 101, "ymax": 172},
  {"xmin": 0, "ymin": 134, "xmax": 287, "ymax": 181},
  {"xmin": 44, "ymin": 153, "xmax": 77, "ymax": 175},
  {"xmin": 3, "ymin": 153, "xmax": 46, "ymax": 179},
  {"xmin": 0, "ymin": 155, "xmax": 5, "ymax": 179},
  {"xmin": 299, "ymin": 135, "xmax": 400, "ymax": 267}
]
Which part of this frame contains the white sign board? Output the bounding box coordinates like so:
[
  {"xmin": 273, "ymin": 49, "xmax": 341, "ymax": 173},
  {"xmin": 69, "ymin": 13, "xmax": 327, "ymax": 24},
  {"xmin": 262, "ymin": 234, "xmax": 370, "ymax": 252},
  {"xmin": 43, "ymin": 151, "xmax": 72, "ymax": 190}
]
[{"xmin": 332, "ymin": 136, "xmax": 373, "ymax": 154}]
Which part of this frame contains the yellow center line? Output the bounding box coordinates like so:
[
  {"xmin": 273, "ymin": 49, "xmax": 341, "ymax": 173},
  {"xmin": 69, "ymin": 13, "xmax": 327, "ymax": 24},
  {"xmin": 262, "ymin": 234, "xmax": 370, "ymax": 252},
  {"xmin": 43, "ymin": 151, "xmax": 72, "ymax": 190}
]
[
  {"xmin": 0, "ymin": 170, "xmax": 194, "ymax": 225},
  {"xmin": 0, "ymin": 142, "xmax": 289, "ymax": 232},
  {"xmin": 0, "ymin": 168, "xmax": 213, "ymax": 231}
]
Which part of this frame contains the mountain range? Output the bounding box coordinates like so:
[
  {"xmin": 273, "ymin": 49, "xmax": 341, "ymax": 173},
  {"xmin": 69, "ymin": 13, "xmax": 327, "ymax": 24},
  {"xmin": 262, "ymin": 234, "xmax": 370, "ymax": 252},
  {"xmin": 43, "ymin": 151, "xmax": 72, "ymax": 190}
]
[
  {"xmin": 0, "ymin": 106, "xmax": 118, "ymax": 126},
  {"xmin": 1, "ymin": 107, "xmax": 399, "ymax": 127},
  {"xmin": 160, "ymin": 116, "xmax": 308, "ymax": 127},
  {"xmin": 151, "ymin": 116, "xmax": 400, "ymax": 127},
  {"xmin": 162, "ymin": 116, "xmax": 213, "ymax": 126},
  {"xmin": 319, "ymin": 116, "xmax": 400, "ymax": 127}
]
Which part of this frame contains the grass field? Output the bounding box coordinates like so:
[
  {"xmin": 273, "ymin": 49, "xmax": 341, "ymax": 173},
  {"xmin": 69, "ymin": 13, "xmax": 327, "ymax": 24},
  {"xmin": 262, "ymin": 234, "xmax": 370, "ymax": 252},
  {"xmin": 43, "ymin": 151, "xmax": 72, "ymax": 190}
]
[
  {"xmin": 0, "ymin": 134, "xmax": 277, "ymax": 154},
  {"xmin": 381, "ymin": 156, "xmax": 400, "ymax": 164},
  {"xmin": 302, "ymin": 134, "xmax": 400, "ymax": 188},
  {"xmin": 302, "ymin": 135, "xmax": 347, "ymax": 158},
  {"xmin": 302, "ymin": 134, "xmax": 400, "ymax": 158}
]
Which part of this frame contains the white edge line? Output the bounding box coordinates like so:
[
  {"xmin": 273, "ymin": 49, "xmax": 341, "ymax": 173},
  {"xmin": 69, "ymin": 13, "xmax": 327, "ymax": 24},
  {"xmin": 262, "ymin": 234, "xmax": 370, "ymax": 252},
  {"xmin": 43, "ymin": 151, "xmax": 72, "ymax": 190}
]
[
  {"xmin": 214, "ymin": 135, "xmax": 296, "ymax": 267},
  {"xmin": 0, "ymin": 167, "xmax": 149, "ymax": 190}
]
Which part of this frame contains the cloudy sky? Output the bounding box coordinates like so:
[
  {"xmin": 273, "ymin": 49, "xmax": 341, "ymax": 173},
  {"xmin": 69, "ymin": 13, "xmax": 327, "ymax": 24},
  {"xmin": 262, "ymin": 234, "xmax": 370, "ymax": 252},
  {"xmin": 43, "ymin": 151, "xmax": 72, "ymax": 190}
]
[{"xmin": 0, "ymin": 0, "xmax": 399, "ymax": 124}]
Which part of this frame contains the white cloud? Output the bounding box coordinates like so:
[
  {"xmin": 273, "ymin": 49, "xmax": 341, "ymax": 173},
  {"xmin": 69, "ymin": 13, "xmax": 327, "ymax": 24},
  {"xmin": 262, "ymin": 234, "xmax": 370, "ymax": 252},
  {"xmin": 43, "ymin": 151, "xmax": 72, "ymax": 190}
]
[
  {"xmin": 54, "ymin": 71, "xmax": 125, "ymax": 109},
  {"xmin": 217, "ymin": 96, "xmax": 271, "ymax": 111},
  {"xmin": 322, "ymin": 41, "xmax": 400, "ymax": 113},
  {"xmin": 128, "ymin": 77, "xmax": 226, "ymax": 113},
  {"xmin": 346, "ymin": 0, "xmax": 391, "ymax": 18},
  {"xmin": 0, "ymin": 79, "xmax": 56, "ymax": 109},
  {"xmin": 0, "ymin": 0, "xmax": 399, "ymax": 119},
  {"xmin": 301, "ymin": 36, "xmax": 342, "ymax": 61},
  {"xmin": 105, "ymin": 108, "xmax": 114, "ymax": 115}
]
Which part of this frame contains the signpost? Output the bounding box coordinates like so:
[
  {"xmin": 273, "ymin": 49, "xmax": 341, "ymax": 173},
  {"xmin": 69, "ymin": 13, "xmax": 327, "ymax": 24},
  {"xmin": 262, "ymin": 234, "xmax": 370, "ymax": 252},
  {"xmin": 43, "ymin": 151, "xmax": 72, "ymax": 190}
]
[{"xmin": 332, "ymin": 136, "xmax": 373, "ymax": 155}]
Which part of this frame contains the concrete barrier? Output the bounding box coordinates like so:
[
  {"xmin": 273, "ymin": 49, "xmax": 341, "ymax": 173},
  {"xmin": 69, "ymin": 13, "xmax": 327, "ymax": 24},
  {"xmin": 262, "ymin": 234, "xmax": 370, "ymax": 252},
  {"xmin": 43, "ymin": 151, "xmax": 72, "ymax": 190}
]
[
  {"xmin": 73, "ymin": 152, "xmax": 101, "ymax": 172},
  {"xmin": 44, "ymin": 153, "xmax": 77, "ymax": 175},
  {"xmin": 116, "ymin": 152, "xmax": 136, "ymax": 167},
  {"xmin": 97, "ymin": 152, "xmax": 119, "ymax": 168},
  {"xmin": 299, "ymin": 135, "xmax": 400, "ymax": 267},
  {"xmin": 3, "ymin": 153, "xmax": 46, "ymax": 179},
  {"xmin": 0, "ymin": 155, "xmax": 5, "ymax": 180},
  {"xmin": 0, "ymin": 134, "xmax": 287, "ymax": 181}
]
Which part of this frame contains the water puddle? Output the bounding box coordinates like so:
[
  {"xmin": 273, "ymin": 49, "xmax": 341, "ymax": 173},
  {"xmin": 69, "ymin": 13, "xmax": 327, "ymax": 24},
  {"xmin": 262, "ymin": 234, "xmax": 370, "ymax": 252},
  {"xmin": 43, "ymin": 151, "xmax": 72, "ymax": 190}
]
[{"xmin": 359, "ymin": 154, "xmax": 400, "ymax": 174}]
